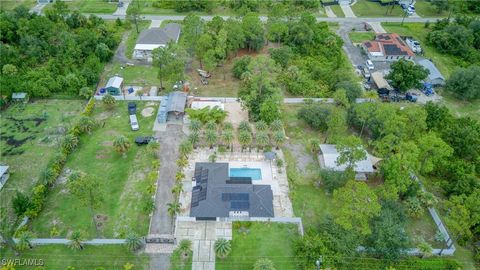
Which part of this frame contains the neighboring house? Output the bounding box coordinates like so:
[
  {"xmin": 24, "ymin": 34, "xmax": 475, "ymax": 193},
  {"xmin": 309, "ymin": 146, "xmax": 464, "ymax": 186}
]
[
  {"xmin": 190, "ymin": 163, "xmax": 274, "ymax": 220},
  {"xmin": 104, "ymin": 76, "xmax": 123, "ymax": 95},
  {"xmin": 0, "ymin": 166, "xmax": 10, "ymax": 191},
  {"xmin": 318, "ymin": 144, "xmax": 376, "ymax": 181},
  {"xmin": 133, "ymin": 23, "xmax": 181, "ymax": 62},
  {"xmin": 363, "ymin": 33, "xmax": 415, "ymax": 62},
  {"xmin": 157, "ymin": 91, "xmax": 187, "ymax": 123},
  {"xmin": 416, "ymin": 58, "xmax": 445, "ymax": 86}
]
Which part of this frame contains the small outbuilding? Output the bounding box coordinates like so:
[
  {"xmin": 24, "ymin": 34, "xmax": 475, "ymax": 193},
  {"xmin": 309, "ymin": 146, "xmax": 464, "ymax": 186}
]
[
  {"xmin": 0, "ymin": 166, "xmax": 10, "ymax": 191},
  {"xmin": 11, "ymin": 92, "xmax": 28, "ymax": 103},
  {"xmin": 318, "ymin": 144, "xmax": 375, "ymax": 181},
  {"xmin": 416, "ymin": 58, "xmax": 445, "ymax": 86},
  {"xmin": 157, "ymin": 91, "xmax": 187, "ymax": 123},
  {"xmin": 371, "ymin": 72, "xmax": 393, "ymax": 91},
  {"xmin": 104, "ymin": 76, "xmax": 123, "ymax": 95}
]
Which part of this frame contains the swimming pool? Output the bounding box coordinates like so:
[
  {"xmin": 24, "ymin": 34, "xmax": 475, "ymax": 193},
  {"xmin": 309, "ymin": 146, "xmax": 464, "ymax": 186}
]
[{"xmin": 229, "ymin": 168, "xmax": 262, "ymax": 180}]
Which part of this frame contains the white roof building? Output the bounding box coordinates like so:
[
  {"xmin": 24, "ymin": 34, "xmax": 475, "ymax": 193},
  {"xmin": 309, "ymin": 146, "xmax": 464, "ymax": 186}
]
[
  {"xmin": 191, "ymin": 100, "xmax": 225, "ymax": 111},
  {"xmin": 318, "ymin": 144, "xmax": 375, "ymax": 180}
]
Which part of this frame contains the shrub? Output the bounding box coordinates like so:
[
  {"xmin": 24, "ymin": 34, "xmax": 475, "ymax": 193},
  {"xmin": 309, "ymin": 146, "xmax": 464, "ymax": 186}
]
[
  {"xmin": 405, "ymin": 197, "xmax": 424, "ymax": 218},
  {"xmin": 102, "ymin": 93, "xmax": 116, "ymax": 109},
  {"xmin": 297, "ymin": 104, "xmax": 330, "ymax": 131},
  {"xmin": 319, "ymin": 169, "xmax": 349, "ymax": 193},
  {"xmin": 232, "ymin": 56, "xmax": 251, "ymax": 79},
  {"xmin": 12, "ymin": 191, "xmax": 32, "ymax": 217}
]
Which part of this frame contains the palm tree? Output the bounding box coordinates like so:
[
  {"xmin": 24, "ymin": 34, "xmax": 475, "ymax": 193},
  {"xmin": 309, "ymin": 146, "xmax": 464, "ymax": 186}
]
[
  {"xmin": 273, "ymin": 131, "xmax": 285, "ymax": 150},
  {"xmin": 221, "ymin": 130, "xmax": 234, "ymax": 150},
  {"xmin": 175, "ymin": 171, "xmax": 185, "ymax": 182},
  {"xmin": 68, "ymin": 231, "xmax": 84, "ymax": 251},
  {"xmin": 254, "ymin": 258, "xmax": 276, "ymax": 270},
  {"xmin": 238, "ymin": 131, "xmax": 252, "ymax": 152},
  {"xmin": 179, "ymin": 140, "xmax": 193, "ymax": 157},
  {"xmin": 171, "ymin": 183, "xmax": 184, "ymax": 198},
  {"xmin": 255, "ymin": 120, "xmax": 268, "ymax": 131},
  {"xmin": 256, "ymin": 131, "xmax": 269, "ymax": 150},
  {"xmin": 189, "ymin": 119, "xmax": 202, "ymax": 133},
  {"xmin": 125, "ymin": 232, "xmax": 144, "ymax": 252},
  {"xmin": 205, "ymin": 130, "xmax": 218, "ymax": 149},
  {"xmin": 418, "ymin": 242, "xmax": 433, "ymax": 258},
  {"xmin": 178, "ymin": 239, "xmax": 192, "ymax": 259},
  {"xmin": 113, "ymin": 135, "xmax": 131, "ymax": 157},
  {"xmin": 167, "ymin": 201, "xmax": 181, "ymax": 228},
  {"xmin": 223, "ymin": 122, "xmax": 233, "ymax": 131},
  {"xmin": 270, "ymin": 119, "xmax": 283, "ymax": 132},
  {"xmin": 61, "ymin": 134, "xmax": 79, "ymax": 154},
  {"xmin": 16, "ymin": 231, "xmax": 35, "ymax": 251},
  {"xmin": 176, "ymin": 157, "xmax": 188, "ymax": 169},
  {"xmin": 214, "ymin": 238, "xmax": 231, "ymax": 259},
  {"xmin": 102, "ymin": 93, "xmax": 116, "ymax": 109},
  {"xmin": 78, "ymin": 116, "xmax": 97, "ymax": 134},
  {"xmin": 308, "ymin": 138, "xmax": 320, "ymax": 154},
  {"xmin": 188, "ymin": 131, "xmax": 200, "ymax": 148},
  {"xmin": 147, "ymin": 140, "xmax": 160, "ymax": 158},
  {"xmin": 238, "ymin": 120, "xmax": 252, "ymax": 133},
  {"xmin": 205, "ymin": 120, "xmax": 217, "ymax": 131}
]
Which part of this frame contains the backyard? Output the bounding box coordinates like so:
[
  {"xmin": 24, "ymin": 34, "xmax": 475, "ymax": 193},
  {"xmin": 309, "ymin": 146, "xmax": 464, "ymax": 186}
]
[
  {"xmin": 0, "ymin": 99, "xmax": 84, "ymax": 216},
  {"xmin": 29, "ymin": 101, "xmax": 158, "ymax": 238},
  {"xmin": 1, "ymin": 245, "xmax": 149, "ymax": 269},
  {"xmin": 216, "ymin": 222, "xmax": 298, "ymax": 270},
  {"xmin": 351, "ymin": 0, "xmax": 404, "ymax": 17},
  {"xmin": 414, "ymin": 0, "xmax": 448, "ymax": 17},
  {"xmin": 101, "ymin": 62, "xmax": 159, "ymax": 88}
]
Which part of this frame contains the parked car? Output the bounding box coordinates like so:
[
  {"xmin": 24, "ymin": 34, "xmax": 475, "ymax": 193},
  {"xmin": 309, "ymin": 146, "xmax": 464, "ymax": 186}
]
[
  {"xmin": 128, "ymin": 102, "xmax": 136, "ymax": 115},
  {"xmin": 366, "ymin": 60, "xmax": 375, "ymax": 70},
  {"xmin": 129, "ymin": 114, "xmax": 139, "ymax": 131},
  {"xmin": 401, "ymin": 3, "xmax": 407, "ymax": 10},
  {"xmin": 118, "ymin": 1, "xmax": 124, "ymax": 7},
  {"xmin": 362, "ymin": 66, "xmax": 371, "ymax": 79},
  {"xmin": 135, "ymin": 136, "xmax": 156, "ymax": 145}
]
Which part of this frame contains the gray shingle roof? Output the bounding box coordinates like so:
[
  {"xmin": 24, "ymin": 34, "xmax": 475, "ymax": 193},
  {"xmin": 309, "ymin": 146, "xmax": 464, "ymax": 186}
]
[
  {"xmin": 136, "ymin": 23, "xmax": 181, "ymax": 46},
  {"xmin": 190, "ymin": 163, "xmax": 274, "ymax": 218},
  {"xmin": 166, "ymin": 91, "xmax": 187, "ymax": 113},
  {"xmin": 416, "ymin": 58, "xmax": 444, "ymax": 83}
]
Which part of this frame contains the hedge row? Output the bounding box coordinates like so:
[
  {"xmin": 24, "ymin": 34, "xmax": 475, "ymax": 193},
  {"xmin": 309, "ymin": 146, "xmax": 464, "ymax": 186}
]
[{"xmin": 24, "ymin": 98, "xmax": 96, "ymax": 218}]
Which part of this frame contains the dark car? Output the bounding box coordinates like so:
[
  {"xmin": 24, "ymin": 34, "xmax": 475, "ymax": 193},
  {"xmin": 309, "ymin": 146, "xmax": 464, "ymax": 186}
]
[
  {"xmin": 128, "ymin": 102, "xmax": 136, "ymax": 115},
  {"xmin": 135, "ymin": 136, "xmax": 156, "ymax": 145}
]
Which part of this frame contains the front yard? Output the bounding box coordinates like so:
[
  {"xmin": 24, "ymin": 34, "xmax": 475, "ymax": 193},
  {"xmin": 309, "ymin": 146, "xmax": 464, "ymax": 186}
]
[
  {"xmin": 216, "ymin": 222, "xmax": 299, "ymax": 270},
  {"xmin": 29, "ymin": 101, "xmax": 158, "ymax": 238},
  {"xmin": 351, "ymin": 0, "xmax": 405, "ymax": 17}
]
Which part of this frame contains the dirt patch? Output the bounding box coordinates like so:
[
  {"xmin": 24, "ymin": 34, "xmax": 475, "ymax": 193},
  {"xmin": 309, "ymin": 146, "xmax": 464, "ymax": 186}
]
[
  {"xmin": 95, "ymin": 111, "xmax": 112, "ymax": 121},
  {"xmin": 225, "ymin": 102, "xmax": 248, "ymax": 127},
  {"xmin": 141, "ymin": 107, "xmax": 154, "ymax": 117},
  {"xmin": 284, "ymin": 142, "xmax": 314, "ymax": 174},
  {"xmin": 101, "ymin": 141, "xmax": 113, "ymax": 147}
]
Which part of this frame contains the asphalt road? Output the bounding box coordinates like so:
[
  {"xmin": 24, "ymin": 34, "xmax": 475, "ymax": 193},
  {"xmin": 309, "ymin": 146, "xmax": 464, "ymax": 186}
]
[{"xmin": 91, "ymin": 13, "xmax": 441, "ymax": 23}]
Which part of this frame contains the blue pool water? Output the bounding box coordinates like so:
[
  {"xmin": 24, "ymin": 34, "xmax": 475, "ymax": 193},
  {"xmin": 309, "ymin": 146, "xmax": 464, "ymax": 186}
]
[{"xmin": 229, "ymin": 168, "xmax": 262, "ymax": 180}]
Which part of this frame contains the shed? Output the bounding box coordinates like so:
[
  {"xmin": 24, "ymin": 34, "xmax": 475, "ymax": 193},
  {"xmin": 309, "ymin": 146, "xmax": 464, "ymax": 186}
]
[
  {"xmin": 167, "ymin": 91, "xmax": 187, "ymax": 113},
  {"xmin": 416, "ymin": 58, "xmax": 445, "ymax": 86},
  {"xmin": 104, "ymin": 76, "xmax": 124, "ymax": 95},
  {"xmin": 371, "ymin": 72, "xmax": 393, "ymax": 90},
  {"xmin": 0, "ymin": 166, "xmax": 10, "ymax": 191},
  {"xmin": 318, "ymin": 144, "xmax": 375, "ymax": 180},
  {"xmin": 12, "ymin": 92, "xmax": 28, "ymax": 103}
]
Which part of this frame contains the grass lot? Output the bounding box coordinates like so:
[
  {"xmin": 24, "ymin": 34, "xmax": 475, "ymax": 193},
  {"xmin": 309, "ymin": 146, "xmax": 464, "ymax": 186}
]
[
  {"xmin": 438, "ymin": 90, "xmax": 480, "ymax": 121},
  {"xmin": 0, "ymin": 0, "xmax": 35, "ymax": 10},
  {"xmin": 382, "ymin": 22, "xmax": 467, "ymax": 78},
  {"xmin": 330, "ymin": 4, "xmax": 345, "ymax": 17},
  {"xmin": 29, "ymin": 101, "xmax": 158, "ymax": 238},
  {"xmin": 0, "ymin": 100, "xmax": 84, "ymax": 223},
  {"xmin": 170, "ymin": 249, "xmax": 193, "ymax": 270},
  {"xmin": 406, "ymin": 211, "xmax": 445, "ymax": 248},
  {"xmin": 414, "ymin": 0, "xmax": 448, "ymax": 17},
  {"xmin": 216, "ymin": 222, "xmax": 298, "ymax": 270},
  {"xmin": 348, "ymin": 31, "xmax": 375, "ymax": 43},
  {"xmin": 102, "ymin": 62, "xmax": 159, "ymax": 87},
  {"xmin": 1, "ymin": 245, "xmax": 149, "ymax": 269},
  {"xmin": 44, "ymin": 0, "xmax": 118, "ymax": 14},
  {"xmin": 126, "ymin": 20, "xmax": 151, "ymax": 60},
  {"xmin": 352, "ymin": 0, "xmax": 405, "ymax": 17}
]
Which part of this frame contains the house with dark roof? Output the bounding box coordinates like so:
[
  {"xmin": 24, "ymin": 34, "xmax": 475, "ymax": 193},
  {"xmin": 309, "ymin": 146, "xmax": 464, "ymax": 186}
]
[
  {"xmin": 133, "ymin": 23, "xmax": 181, "ymax": 62},
  {"xmin": 190, "ymin": 163, "xmax": 274, "ymax": 220},
  {"xmin": 362, "ymin": 33, "xmax": 415, "ymax": 62}
]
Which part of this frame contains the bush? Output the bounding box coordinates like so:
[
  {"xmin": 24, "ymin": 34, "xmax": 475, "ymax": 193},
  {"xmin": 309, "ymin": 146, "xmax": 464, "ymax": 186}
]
[
  {"xmin": 12, "ymin": 192, "xmax": 32, "ymax": 217},
  {"xmin": 445, "ymin": 65, "xmax": 480, "ymax": 100},
  {"xmin": 319, "ymin": 169, "xmax": 349, "ymax": 193},
  {"xmin": 297, "ymin": 104, "xmax": 330, "ymax": 131},
  {"xmin": 82, "ymin": 98, "xmax": 95, "ymax": 116},
  {"xmin": 405, "ymin": 197, "xmax": 424, "ymax": 218},
  {"xmin": 232, "ymin": 56, "xmax": 251, "ymax": 79}
]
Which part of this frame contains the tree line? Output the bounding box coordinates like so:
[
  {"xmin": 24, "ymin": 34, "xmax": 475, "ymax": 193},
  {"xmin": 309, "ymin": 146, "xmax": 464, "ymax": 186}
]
[{"xmin": 0, "ymin": 2, "xmax": 122, "ymax": 101}]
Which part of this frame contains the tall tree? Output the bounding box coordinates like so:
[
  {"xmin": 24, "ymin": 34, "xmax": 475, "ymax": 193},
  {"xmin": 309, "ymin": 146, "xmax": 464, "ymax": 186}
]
[
  {"xmin": 182, "ymin": 14, "xmax": 204, "ymax": 54},
  {"xmin": 385, "ymin": 59, "xmax": 429, "ymax": 92},
  {"xmin": 332, "ymin": 180, "xmax": 381, "ymax": 235},
  {"xmin": 417, "ymin": 132, "xmax": 453, "ymax": 174},
  {"xmin": 152, "ymin": 43, "xmax": 188, "ymax": 89},
  {"xmin": 335, "ymin": 135, "xmax": 367, "ymax": 176},
  {"xmin": 242, "ymin": 12, "xmax": 265, "ymax": 51}
]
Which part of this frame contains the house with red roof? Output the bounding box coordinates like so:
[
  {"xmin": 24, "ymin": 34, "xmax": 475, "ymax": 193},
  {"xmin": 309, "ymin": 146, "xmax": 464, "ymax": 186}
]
[{"xmin": 362, "ymin": 33, "xmax": 415, "ymax": 62}]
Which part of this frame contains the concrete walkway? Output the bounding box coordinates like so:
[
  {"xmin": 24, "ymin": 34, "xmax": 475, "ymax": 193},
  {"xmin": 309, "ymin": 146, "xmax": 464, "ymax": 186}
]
[
  {"xmin": 150, "ymin": 20, "xmax": 163, "ymax": 28},
  {"xmin": 339, "ymin": 3, "xmax": 356, "ymax": 18},
  {"xmin": 368, "ymin": 22, "xmax": 387, "ymax": 33},
  {"xmin": 113, "ymin": 0, "xmax": 131, "ymax": 16},
  {"xmin": 324, "ymin": 6, "xmax": 337, "ymax": 18},
  {"xmin": 29, "ymin": 3, "xmax": 47, "ymax": 14}
]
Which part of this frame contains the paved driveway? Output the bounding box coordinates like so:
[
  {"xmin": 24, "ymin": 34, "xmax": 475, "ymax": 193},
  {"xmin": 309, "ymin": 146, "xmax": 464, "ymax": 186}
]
[
  {"xmin": 336, "ymin": 22, "xmax": 366, "ymax": 67},
  {"xmin": 113, "ymin": 0, "xmax": 131, "ymax": 16}
]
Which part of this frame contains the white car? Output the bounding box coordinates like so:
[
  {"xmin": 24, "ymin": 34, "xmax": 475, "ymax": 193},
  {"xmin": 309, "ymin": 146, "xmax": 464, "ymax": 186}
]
[
  {"xmin": 129, "ymin": 114, "xmax": 139, "ymax": 131},
  {"xmin": 366, "ymin": 60, "xmax": 375, "ymax": 70}
]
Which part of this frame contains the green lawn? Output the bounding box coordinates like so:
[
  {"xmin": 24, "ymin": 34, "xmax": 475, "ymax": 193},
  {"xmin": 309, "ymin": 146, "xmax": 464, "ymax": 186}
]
[
  {"xmin": 216, "ymin": 222, "xmax": 298, "ymax": 270},
  {"xmin": 0, "ymin": 0, "xmax": 35, "ymax": 10},
  {"xmin": 414, "ymin": 0, "xmax": 448, "ymax": 17},
  {"xmin": 170, "ymin": 248, "xmax": 193, "ymax": 270},
  {"xmin": 29, "ymin": 101, "xmax": 158, "ymax": 238},
  {"xmin": 348, "ymin": 31, "xmax": 375, "ymax": 43},
  {"xmin": 0, "ymin": 99, "xmax": 84, "ymax": 225},
  {"xmin": 438, "ymin": 90, "xmax": 480, "ymax": 121},
  {"xmin": 128, "ymin": 0, "xmax": 234, "ymax": 15},
  {"xmin": 45, "ymin": 0, "xmax": 118, "ymax": 14},
  {"xmin": 126, "ymin": 20, "xmax": 151, "ymax": 60},
  {"xmin": 405, "ymin": 210, "xmax": 445, "ymax": 248},
  {"xmin": 330, "ymin": 4, "xmax": 345, "ymax": 17},
  {"xmin": 352, "ymin": 0, "xmax": 405, "ymax": 17},
  {"xmin": 1, "ymin": 245, "xmax": 149, "ymax": 269},
  {"xmin": 102, "ymin": 62, "xmax": 160, "ymax": 87}
]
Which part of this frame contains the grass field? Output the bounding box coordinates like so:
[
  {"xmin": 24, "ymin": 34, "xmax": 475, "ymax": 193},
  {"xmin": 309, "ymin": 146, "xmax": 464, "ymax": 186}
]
[
  {"xmin": 44, "ymin": 0, "xmax": 118, "ymax": 14},
  {"xmin": 29, "ymin": 101, "xmax": 158, "ymax": 238},
  {"xmin": 0, "ymin": 0, "xmax": 35, "ymax": 10},
  {"xmin": 0, "ymin": 99, "xmax": 84, "ymax": 223},
  {"xmin": 352, "ymin": 0, "xmax": 405, "ymax": 17},
  {"xmin": 1, "ymin": 245, "xmax": 149, "ymax": 269},
  {"xmin": 126, "ymin": 20, "xmax": 151, "ymax": 60},
  {"xmin": 330, "ymin": 4, "xmax": 345, "ymax": 18},
  {"xmin": 414, "ymin": 0, "xmax": 448, "ymax": 17},
  {"xmin": 438, "ymin": 90, "xmax": 480, "ymax": 121},
  {"xmin": 348, "ymin": 31, "xmax": 375, "ymax": 43},
  {"xmin": 216, "ymin": 222, "xmax": 298, "ymax": 270},
  {"xmin": 102, "ymin": 62, "xmax": 159, "ymax": 87}
]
